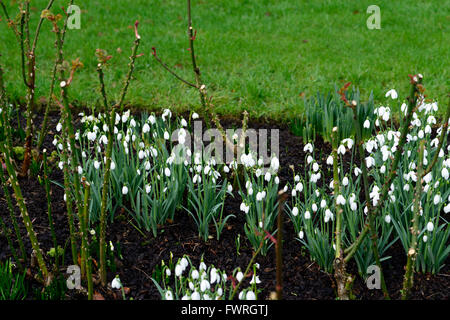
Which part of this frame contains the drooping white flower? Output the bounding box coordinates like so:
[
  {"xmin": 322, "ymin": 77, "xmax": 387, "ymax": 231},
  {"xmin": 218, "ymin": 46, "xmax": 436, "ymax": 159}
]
[
  {"xmin": 122, "ymin": 186, "xmax": 129, "ymax": 195},
  {"xmin": 363, "ymin": 119, "xmax": 370, "ymax": 129},
  {"xmin": 292, "ymin": 207, "xmax": 299, "ymax": 216},
  {"xmin": 165, "ymin": 290, "xmax": 174, "ymax": 300},
  {"xmin": 336, "ymin": 194, "xmax": 346, "ymax": 205},
  {"xmin": 434, "ymin": 194, "xmax": 441, "ymax": 205},
  {"xmin": 236, "ymin": 271, "xmax": 244, "ymax": 282},
  {"xmin": 384, "ymin": 215, "xmax": 391, "ymax": 224},
  {"xmin": 442, "ymin": 167, "xmax": 449, "ymax": 180},
  {"xmin": 326, "ymin": 155, "xmax": 333, "ymax": 166},
  {"xmin": 111, "ymin": 276, "xmax": 122, "ymax": 289},
  {"xmin": 200, "ymin": 279, "xmax": 210, "ymax": 292},
  {"xmin": 246, "ymin": 291, "xmax": 256, "ymax": 300},
  {"xmin": 142, "ymin": 123, "xmax": 150, "ymax": 133},
  {"xmin": 270, "ymin": 156, "xmax": 280, "ymax": 172},
  {"xmin": 304, "ymin": 211, "xmax": 311, "ymax": 220},
  {"xmin": 426, "ymin": 221, "xmax": 434, "ymax": 232},
  {"xmin": 192, "ymin": 112, "xmax": 199, "ymax": 120},
  {"xmin": 303, "ymin": 143, "xmax": 313, "ymax": 153},
  {"xmin": 385, "ymin": 89, "xmax": 398, "ymax": 99},
  {"xmin": 299, "ymin": 230, "xmax": 304, "ymax": 239}
]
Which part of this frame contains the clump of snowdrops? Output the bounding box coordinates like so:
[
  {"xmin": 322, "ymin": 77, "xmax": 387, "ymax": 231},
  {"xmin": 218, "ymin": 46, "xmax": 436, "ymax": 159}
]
[
  {"xmin": 286, "ymin": 81, "xmax": 450, "ymax": 299},
  {"xmin": 152, "ymin": 254, "xmax": 261, "ymax": 300}
]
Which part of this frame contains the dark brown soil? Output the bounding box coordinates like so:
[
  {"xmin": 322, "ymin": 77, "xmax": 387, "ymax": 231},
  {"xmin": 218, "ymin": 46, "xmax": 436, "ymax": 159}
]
[{"xmin": 0, "ymin": 111, "xmax": 448, "ymax": 300}]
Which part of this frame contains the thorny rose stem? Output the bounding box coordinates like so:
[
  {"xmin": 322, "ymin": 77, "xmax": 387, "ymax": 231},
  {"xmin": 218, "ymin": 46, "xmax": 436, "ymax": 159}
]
[
  {"xmin": 38, "ymin": 0, "xmax": 75, "ymax": 150},
  {"xmin": 401, "ymin": 140, "xmax": 425, "ymax": 299},
  {"xmin": 0, "ymin": 62, "xmax": 27, "ymax": 265},
  {"xmin": 99, "ymin": 21, "xmax": 141, "ymax": 286},
  {"xmin": 348, "ymin": 99, "xmax": 390, "ymax": 299}
]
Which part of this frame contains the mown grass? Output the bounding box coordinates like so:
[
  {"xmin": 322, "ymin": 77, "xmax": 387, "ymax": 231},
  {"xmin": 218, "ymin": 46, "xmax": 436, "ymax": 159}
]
[{"xmin": 0, "ymin": 0, "xmax": 448, "ymax": 121}]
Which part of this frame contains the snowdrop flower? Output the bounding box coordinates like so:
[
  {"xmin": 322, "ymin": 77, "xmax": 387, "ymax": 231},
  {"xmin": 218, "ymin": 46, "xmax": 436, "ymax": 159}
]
[
  {"xmin": 246, "ymin": 291, "xmax": 256, "ymax": 300},
  {"xmin": 291, "ymin": 189, "xmax": 297, "ymax": 197},
  {"xmin": 191, "ymin": 291, "xmax": 200, "ymax": 300},
  {"xmin": 434, "ymin": 194, "xmax": 441, "ymax": 205},
  {"xmin": 385, "ymin": 89, "xmax": 398, "ymax": 99},
  {"xmin": 384, "ymin": 215, "xmax": 391, "ymax": 224},
  {"xmin": 365, "ymin": 156, "xmax": 375, "ymax": 168},
  {"xmin": 303, "ymin": 143, "xmax": 313, "ymax": 153},
  {"xmin": 370, "ymin": 186, "xmax": 380, "ymax": 206},
  {"xmin": 312, "ymin": 203, "xmax": 318, "ymax": 212},
  {"xmin": 165, "ymin": 167, "xmax": 171, "ymax": 177},
  {"xmin": 111, "ymin": 276, "xmax": 122, "ymax": 289},
  {"xmin": 142, "ymin": 123, "xmax": 150, "ymax": 133},
  {"xmin": 363, "ymin": 119, "xmax": 370, "ymax": 129},
  {"xmin": 264, "ymin": 171, "xmax": 272, "ymax": 182},
  {"xmin": 380, "ymin": 165, "xmax": 386, "ymax": 174},
  {"xmin": 304, "ymin": 211, "xmax": 311, "ymax": 220},
  {"xmin": 336, "ymin": 194, "xmax": 346, "ymax": 205},
  {"xmin": 274, "ymin": 176, "xmax": 280, "ymax": 184},
  {"xmin": 306, "ymin": 155, "xmax": 313, "ymax": 164},
  {"xmin": 350, "ymin": 201, "xmax": 357, "ymax": 211},
  {"xmin": 236, "ymin": 271, "xmax": 244, "ymax": 282},
  {"xmin": 227, "ymin": 184, "xmax": 233, "ymax": 193},
  {"xmin": 444, "ymin": 203, "xmax": 450, "ymax": 214},
  {"xmin": 442, "ymin": 167, "xmax": 449, "ymax": 180},
  {"xmin": 175, "ymin": 264, "xmax": 183, "ymax": 277},
  {"xmin": 87, "ymin": 131, "xmax": 97, "ymax": 141},
  {"xmin": 295, "ymin": 182, "xmax": 303, "ymax": 192},
  {"xmin": 165, "ymin": 290, "xmax": 174, "ymax": 300},
  {"xmin": 122, "ymin": 186, "xmax": 128, "ymax": 195},
  {"xmin": 324, "ymin": 209, "xmax": 333, "ymax": 223},
  {"xmin": 326, "ymin": 155, "xmax": 333, "ymax": 166},
  {"xmin": 77, "ymin": 166, "xmax": 83, "ymax": 175},
  {"xmin": 121, "ymin": 112, "xmax": 129, "ymax": 123},
  {"xmin": 240, "ymin": 202, "xmax": 250, "ymax": 214},
  {"xmin": 312, "ymin": 162, "xmax": 319, "ymax": 172},
  {"xmin": 292, "ymin": 207, "xmax": 299, "ymax": 216},
  {"xmin": 342, "ymin": 176, "xmax": 349, "ymax": 186},
  {"xmin": 164, "ymin": 131, "xmax": 170, "ymax": 140},
  {"xmin": 192, "ymin": 112, "xmax": 199, "ymax": 119},
  {"xmin": 354, "ymin": 167, "xmax": 362, "ymax": 177},
  {"xmin": 423, "ymin": 235, "xmax": 428, "ymax": 243},
  {"xmin": 270, "ymin": 156, "xmax": 280, "ymax": 172},
  {"xmin": 56, "ymin": 122, "xmax": 62, "ymax": 132},
  {"xmin": 200, "ymin": 279, "xmax": 210, "ymax": 292},
  {"xmin": 162, "ymin": 109, "xmax": 172, "ymax": 121},
  {"xmin": 426, "ymin": 221, "xmax": 434, "ymax": 232},
  {"xmin": 337, "ymin": 145, "xmax": 346, "ymax": 155},
  {"xmin": 110, "ymin": 161, "xmax": 116, "ymax": 170},
  {"xmin": 191, "ymin": 269, "xmax": 199, "ymax": 280},
  {"xmin": 256, "ymin": 191, "xmax": 266, "ymax": 201},
  {"xmin": 299, "ymin": 231, "xmax": 304, "ymax": 239}
]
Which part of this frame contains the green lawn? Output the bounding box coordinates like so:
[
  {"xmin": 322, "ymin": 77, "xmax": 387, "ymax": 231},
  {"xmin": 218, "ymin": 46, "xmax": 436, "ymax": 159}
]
[{"xmin": 0, "ymin": 0, "xmax": 448, "ymax": 121}]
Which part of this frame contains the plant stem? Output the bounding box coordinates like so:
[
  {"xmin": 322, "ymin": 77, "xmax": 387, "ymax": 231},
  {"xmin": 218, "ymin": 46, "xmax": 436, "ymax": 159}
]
[
  {"xmin": 38, "ymin": 0, "xmax": 74, "ymax": 150},
  {"xmin": 99, "ymin": 21, "xmax": 141, "ymax": 286},
  {"xmin": 0, "ymin": 141, "xmax": 48, "ymax": 282},
  {"xmin": 43, "ymin": 150, "xmax": 58, "ymax": 273},
  {"xmin": 348, "ymin": 100, "xmax": 390, "ymax": 299},
  {"xmin": 80, "ymin": 180, "xmax": 93, "ymax": 300},
  {"xmin": 275, "ymin": 190, "xmax": 288, "ymax": 300},
  {"xmin": 401, "ymin": 140, "xmax": 425, "ymax": 299}
]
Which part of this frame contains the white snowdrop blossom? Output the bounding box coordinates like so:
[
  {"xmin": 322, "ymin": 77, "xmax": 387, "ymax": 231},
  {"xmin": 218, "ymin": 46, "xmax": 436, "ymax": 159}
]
[
  {"xmin": 111, "ymin": 276, "xmax": 122, "ymax": 289},
  {"xmin": 303, "ymin": 143, "xmax": 313, "ymax": 153},
  {"xmin": 426, "ymin": 221, "xmax": 434, "ymax": 232},
  {"xmin": 385, "ymin": 89, "xmax": 398, "ymax": 99},
  {"xmin": 122, "ymin": 186, "xmax": 128, "ymax": 195}
]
